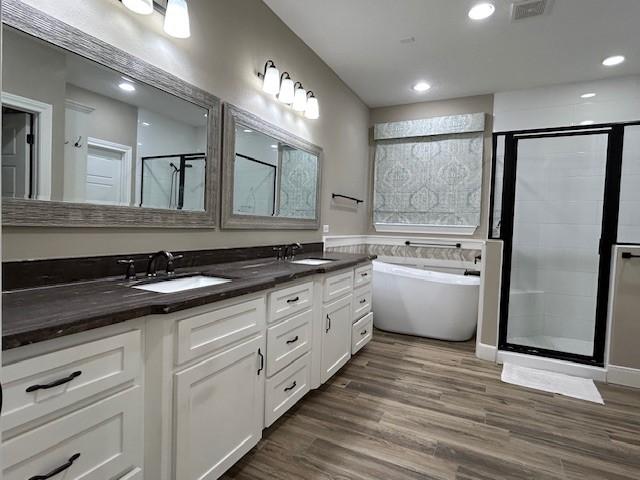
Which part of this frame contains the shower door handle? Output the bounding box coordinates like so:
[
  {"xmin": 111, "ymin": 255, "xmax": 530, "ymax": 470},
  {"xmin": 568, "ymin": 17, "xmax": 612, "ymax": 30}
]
[{"xmin": 622, "ymin": 252, "xmax": 640, "ymax": 259}]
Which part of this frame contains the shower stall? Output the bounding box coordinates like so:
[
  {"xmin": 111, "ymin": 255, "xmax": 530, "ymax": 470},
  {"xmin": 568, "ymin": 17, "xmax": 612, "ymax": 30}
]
[
  {"xmin": 140, "ymin": 152, "xmax": 206, "ymax": 211},
  {"xmin": 491, "ymin": 121, "xmax": 640, "ymax": 366}
]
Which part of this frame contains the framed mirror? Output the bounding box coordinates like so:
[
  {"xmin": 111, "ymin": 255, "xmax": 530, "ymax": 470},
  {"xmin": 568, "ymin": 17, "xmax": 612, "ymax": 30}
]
[
  {"xmin": 1, "ymin": 0, "xmax": 220, "ymax": 227},
  {"xmin": 221, "ymin": 104, "xmax": 322, "ymax": 229}
]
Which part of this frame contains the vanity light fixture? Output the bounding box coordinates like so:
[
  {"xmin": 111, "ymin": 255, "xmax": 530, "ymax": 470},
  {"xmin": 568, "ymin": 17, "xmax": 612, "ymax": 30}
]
[
  {"xmin": 257, "ymin": 61, "xmax": 319, "ymax": 119},
  {"xmin": 602, "ymin": 55, "xmax": 625, "ymax": 67},
  {"xmin": 278, "ymin": 72, "xmax": 295, "ymax": 104},
  {"xmin": 304, "ymin": 91, "xmax": 320, "ymax": 120},
  {"xmin": 260, "ymin": 60, "xmax": 281, "ymax": 95},
  {"xmin": 292, "ymin": 82, "xmax": 307, "ymax": 112},
  {"xmin": 468, "ymin": 2, "xmax": 495, "ymax": 20},
  {"xmin": 164, "ymin": 0, "xmax": 191, "ymax": 39},
  {"xmin": 122, "ymin": 0, "xmax": 153, "ymax": 15}
]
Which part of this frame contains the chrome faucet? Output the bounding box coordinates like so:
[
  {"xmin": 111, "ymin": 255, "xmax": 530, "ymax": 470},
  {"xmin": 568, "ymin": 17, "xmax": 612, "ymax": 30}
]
[{"xmin": 146, "ymin": 250, "xmax": 183, "ymax": 277}]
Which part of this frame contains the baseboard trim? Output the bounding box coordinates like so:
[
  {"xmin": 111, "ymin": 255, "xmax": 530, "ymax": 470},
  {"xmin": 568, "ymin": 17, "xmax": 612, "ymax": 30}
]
[
  {"xmin": 496, "ymin": 350, "xmax": 607, "ymax": 382},
  {"xmin": 607, "ymin": 365, "xmax": 640, "ymax": 388},
  {"xmin": 476, "ymin": 342, "xmax": 497, "ymax": 362}
]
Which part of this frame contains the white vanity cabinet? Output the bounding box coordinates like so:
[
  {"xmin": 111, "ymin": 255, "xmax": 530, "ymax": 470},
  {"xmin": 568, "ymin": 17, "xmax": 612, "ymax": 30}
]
[
  {"xmin": 174, "ymin": 335, "xmax": 265, "ymax": 480},
  {"xmin": 321, "ymin": 293, "xmax": 353, "ymax": 383}
]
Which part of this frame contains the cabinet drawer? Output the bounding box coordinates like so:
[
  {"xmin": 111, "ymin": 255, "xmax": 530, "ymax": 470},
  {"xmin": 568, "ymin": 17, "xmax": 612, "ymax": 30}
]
[
  {"xmin": 352, "ymin": 286, "xmax": 372, "ymax": 323},
  {"xmin": 323, "ymin": 270, "xmax": 354, "ymax": 303},
  {"xmin": 352, "ymin": 312, "xmax": 373, "ymax": 355},
  {"xmin": 1, "ymin": 330, "xmax": 141, "ymax": 432},
  {"xmin": 354, "ymin": 264, "xmax": 373, "ymax": 288},
  {"xmin": 177, "ymin": 295, "xmax": 266, "ymax": 365},
  {"xmin": 2, "ymin": 386, "xmax": 142, "ymax": 480},
  {"xmin": 267, "ymin": 308, "xmax": 312, "ymax": 376},
  {"xmin": 265, "ymin": 353, "xmax": 310, "ymax": 427},
  {"xmin": 269, "ymin": 281, "xmax": 313, "ymax": 324}
]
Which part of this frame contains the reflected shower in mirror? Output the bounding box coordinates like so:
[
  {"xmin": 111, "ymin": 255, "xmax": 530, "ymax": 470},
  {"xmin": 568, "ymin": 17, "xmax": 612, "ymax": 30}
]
[
  {"xmin": 233, "ymin": 126, "xmax": 318, "ymax": 219},
  {"xmin": 1, "ymin": 26, "xmax": 208, "ymax": 211}
]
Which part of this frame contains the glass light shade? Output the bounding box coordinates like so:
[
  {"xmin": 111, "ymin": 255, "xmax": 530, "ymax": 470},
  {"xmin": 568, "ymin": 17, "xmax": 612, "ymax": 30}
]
[
  {"xmin": 292, "ymin": 86, "xmax": 307, "ymax": 112},
  {"xmin": 278, "ymin": 77, "xmax": 295, "ymax": 104},
  {"xmin": 262, "ymin": 65, "xmax": 281, "ymax": 95},
  {"xmin": 304, "ymin": 95, "xmax": 319, "ymax": 119},
  {"xmin": 164, "ymin": 0, "xmax": 191, "ymax": 39},
  {"xmin": 123, "ymin": 0, "xmax": 153, "ymax": 15}
]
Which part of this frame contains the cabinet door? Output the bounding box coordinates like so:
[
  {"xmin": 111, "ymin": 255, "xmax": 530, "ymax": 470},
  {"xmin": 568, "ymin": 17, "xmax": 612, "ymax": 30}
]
[
  {"xmin": 321, "ymin": 295, "xmax": 352, "ymax": 383},
  {"xmin": 174, "ymin": 335, "xmax": 265, "ymax": 480}
]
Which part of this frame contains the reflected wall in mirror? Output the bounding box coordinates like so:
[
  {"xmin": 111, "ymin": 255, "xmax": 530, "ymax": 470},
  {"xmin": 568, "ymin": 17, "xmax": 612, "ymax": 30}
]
[
  {"xmin": 2, "ymin": 26, "xmax": 207, "ymax": 211},
  {"xmin": 1, "ymin": 0, "xmax": 220, "ymax": 227},
  {"xmin": 222, "ymin": 104, "xmax": 322, "ymax": 229}
]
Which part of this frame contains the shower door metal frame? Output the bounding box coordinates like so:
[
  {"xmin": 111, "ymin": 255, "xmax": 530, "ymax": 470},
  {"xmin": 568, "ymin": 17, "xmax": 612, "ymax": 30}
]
[{"xmin": 491, "ymin": 122, "xmax": 634, "ymax": 366}]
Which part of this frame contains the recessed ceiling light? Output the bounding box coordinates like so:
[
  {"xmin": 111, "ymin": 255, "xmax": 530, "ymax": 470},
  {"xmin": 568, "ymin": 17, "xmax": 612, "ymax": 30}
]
[
  {"xmin": 468, "ymin": 2, "xmax": 495, "ymax": 20},
  {"xmin": 602, "ymin": 55, "xmax": 625, "ymax": 67},
  {"xmin": 580, "ymin": 120, "xmax": 595, "ymax": 125},
  {"xmin": 413, "ymin": 82, "xmax": 431, "ymax": 92},
  {"xmin": 119, "ymin": 82, "xmax": 136, "ymax": 92},
  {"xmin": 581, "ymin": 93, "xmax": 596, "ymax": 99}
]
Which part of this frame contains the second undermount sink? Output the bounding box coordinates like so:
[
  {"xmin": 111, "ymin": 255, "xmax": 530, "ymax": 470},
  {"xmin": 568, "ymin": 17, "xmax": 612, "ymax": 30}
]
[
  {"xmin": 132, "ymin": 275, "xmax": 231, "ymax": 294},
  {"xmin": 290, "ymin": 258, "xmax": 336, "ymax": 266}
]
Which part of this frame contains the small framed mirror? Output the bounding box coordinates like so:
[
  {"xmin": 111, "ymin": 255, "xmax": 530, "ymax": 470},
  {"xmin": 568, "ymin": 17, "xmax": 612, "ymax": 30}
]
[
  {"xmin": 1, "ymin": 0, "xmax": 220, "ymax": 227},
  {"xmin": 221, "ymin": 104, "xmax": 322, "ymax": 229}
]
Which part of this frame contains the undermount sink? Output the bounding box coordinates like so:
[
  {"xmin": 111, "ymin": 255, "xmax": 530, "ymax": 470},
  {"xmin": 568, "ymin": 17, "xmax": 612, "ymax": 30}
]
[
  {"xmin": 132, "ymin": 275, "xmax": 231, "ymax": 294},
  {"xmin": 289, "ymin": 258, "xmax": 336, "ymax": 266}
]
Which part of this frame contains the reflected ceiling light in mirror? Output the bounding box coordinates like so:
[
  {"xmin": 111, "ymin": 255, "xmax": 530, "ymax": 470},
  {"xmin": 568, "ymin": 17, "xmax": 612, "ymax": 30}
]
[
  {"xmin": 292, "ymin": 82, "xmax": 307, "ymax": 112},
  {"xmin": 278, "ymin": 72, "xmax": 295, "ymax": 104},
  {"xmin": 122, "ymin": 0, "xmax": 153, "ymax": 15},
  {"xmin": 260, "ymin": 60, "xmax": 281, "ymax": 95},
  {"xmin": 304, "ymin": 91, "xmax": 319, "ymax": 120},
  {"xmin": 164, "ymin": 0, "xmax": 191, "ymax": 38},
  {"xmin": 602, "ymin": 55, "xmax": 625, "ymax": 67},
  {"xmin": 243, "ymin": 129, "xmax": 253, "ymax": 133},
  {"xmin": 581, "ymin": 92, "xmax": 596, "ymax": 98},
  {"xmin": 119, "ymin": 82, "xmax": 136, "ymax": 92},
  {"xmin": 468, "ymin": 2, "xmax": 495, "ymax": 20},
  {"xmin": 412, "ymin": 81, "xmax": 431, "ymax": 92},
  {"xmin": 580, "ymin": 120, "xmax": 595, "ymax": 125},
  {"xmin": 270, "ymin": 144, "xmax": 279, "ymax": 149}
]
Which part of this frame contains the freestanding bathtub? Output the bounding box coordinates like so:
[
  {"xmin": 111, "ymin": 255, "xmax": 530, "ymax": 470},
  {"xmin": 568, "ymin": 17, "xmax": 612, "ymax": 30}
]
[{"xmin": 372, "ymin": 260, "xmax": 480, "ymax": 341}]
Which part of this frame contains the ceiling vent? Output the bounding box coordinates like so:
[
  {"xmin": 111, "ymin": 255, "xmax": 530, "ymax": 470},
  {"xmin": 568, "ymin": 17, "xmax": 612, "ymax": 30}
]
[{"xmin": 510, "ymin": 0, "xmax": 551, "ymax": 21}]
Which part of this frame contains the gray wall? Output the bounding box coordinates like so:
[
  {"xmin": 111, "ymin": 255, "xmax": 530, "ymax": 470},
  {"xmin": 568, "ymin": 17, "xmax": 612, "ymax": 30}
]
[
  {"xmin": 369, "ymin": 94, "xmax": 494, "ymax": 239},
  {"xmin": 3, "ymin": 0, "xmax": 370, "ymax": 260}
]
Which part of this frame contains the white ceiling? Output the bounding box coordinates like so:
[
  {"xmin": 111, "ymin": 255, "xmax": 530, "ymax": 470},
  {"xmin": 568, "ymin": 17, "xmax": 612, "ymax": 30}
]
[{"xmin": 263, "ymin": 0, "xmax": 640, "ymax": 107}]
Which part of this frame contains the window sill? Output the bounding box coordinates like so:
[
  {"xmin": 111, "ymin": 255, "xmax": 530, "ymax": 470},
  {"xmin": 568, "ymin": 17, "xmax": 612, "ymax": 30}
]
[{"xmin": 374, "ymin": 223, "xmax": 478, "ymax": 235}]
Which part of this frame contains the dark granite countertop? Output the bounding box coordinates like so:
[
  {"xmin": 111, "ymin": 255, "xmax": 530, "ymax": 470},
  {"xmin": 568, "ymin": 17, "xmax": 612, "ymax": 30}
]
[{"xmin": 2, "ymin": 252, "xmax": 375, "ymax": 350}]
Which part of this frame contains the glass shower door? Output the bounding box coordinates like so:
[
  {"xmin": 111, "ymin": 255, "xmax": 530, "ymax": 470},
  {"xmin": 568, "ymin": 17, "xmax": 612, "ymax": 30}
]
[{"xmin": 500, "ymin": 129, "xmax": 619, "ymax": 364}]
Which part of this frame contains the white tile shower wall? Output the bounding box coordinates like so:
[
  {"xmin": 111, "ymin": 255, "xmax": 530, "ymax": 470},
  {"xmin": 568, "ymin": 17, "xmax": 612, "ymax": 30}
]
[{"xmin": 493, "ymin": 76, "xmax": 640, "ymax": 132}]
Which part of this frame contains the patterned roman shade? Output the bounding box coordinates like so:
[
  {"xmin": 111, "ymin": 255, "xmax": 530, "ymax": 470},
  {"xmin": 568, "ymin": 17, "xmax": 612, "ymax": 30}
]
[{"xmin": 373, "ymin": 113, "xmax": 485, "ymax": 230}]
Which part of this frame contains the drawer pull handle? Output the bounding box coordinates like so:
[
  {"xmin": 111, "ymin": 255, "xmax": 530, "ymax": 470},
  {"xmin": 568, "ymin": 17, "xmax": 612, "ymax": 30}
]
[
  {"xmin": 284, "ymin": 381, "xmax": 297, "ymax": 392},
  {"xmin": 359, "ymin": 299, "xmax": 367, "ymax": 304},
  {"xmin": 26, "ymin": 371, "xmax": 82, "ymax": 393},
  {"xmin": 361, "ymin": 272, "xmax": 368, "ymax": 277},
  {"xmin": 361, "ymin": 329, "xmax": 368, "ymax": 336},
  {"xmin": 257, "ymin": 348, "xmax": 264, "ymax": 376},
  {"xmin": 286, "ymin": 296, "xmax": 300, "ymax": 303},
  {"xmin": 286, "ymin": 336, "xmax": 299, "ymax": 344},
  {"xmin": 29, "ymin": 453, "xmax": 80, "ymax": 480},
  {"xmin": 326, "ymin": 314, "xmax": 332, "ymax": 333}
]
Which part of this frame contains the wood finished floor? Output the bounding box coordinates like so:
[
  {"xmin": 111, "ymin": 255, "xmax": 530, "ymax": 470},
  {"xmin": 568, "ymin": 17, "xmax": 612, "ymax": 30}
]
[{"xmin": 223, "ymin": 330, "xmax": 640, "ymax": 480}]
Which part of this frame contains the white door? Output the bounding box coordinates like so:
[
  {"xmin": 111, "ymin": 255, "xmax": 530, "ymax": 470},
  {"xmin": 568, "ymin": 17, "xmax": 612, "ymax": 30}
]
[
  {"xmin": 321, "ymin": 294, "xmax": 352, "ymax": 383},
  {"xmin": 1, "ymin": 111, "xmax": 30, "ymax": 198},
  {"xmin": 86, "ymin": 144, "xmax": 125, "ymax": 205},
  {"xmin": 174, "ymin": 335, "xmax": 265, "ymax": 480}
]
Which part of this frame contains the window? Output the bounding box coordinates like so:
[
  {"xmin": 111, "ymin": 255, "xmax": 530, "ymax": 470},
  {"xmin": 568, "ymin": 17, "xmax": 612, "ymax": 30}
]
[{"xmin": 372, "ymin": 113, "xmax": 485, "ymax": 234}]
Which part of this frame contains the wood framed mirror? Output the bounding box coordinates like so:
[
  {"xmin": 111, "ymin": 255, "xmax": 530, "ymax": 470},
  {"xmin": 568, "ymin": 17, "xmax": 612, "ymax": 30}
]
[
  {"xmin": 221, "ymin": 104, "xmax": 322, "ymax": 230},
  {"xmin": 1, "ymin": 0, "xmax": 220, "ymax": 228}
]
